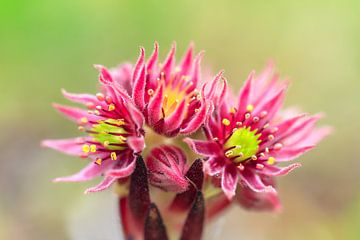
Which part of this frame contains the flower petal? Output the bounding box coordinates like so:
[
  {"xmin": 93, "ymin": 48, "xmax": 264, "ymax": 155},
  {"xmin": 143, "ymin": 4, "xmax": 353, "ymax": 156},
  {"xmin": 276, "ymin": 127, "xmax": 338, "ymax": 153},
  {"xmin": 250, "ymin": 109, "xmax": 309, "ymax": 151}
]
[
  {"xmin": 84, "ymin": 176, "xmax": 117, "ymax": 193},
  {"xmin": 107, "ymin": 158, "xmax": 136, "ymax": 178},
  {"xmin": 240, "ymin": 170, "xmax": 276, "ymax": 193},
  {"xmin": 42, "ymin": 138, "xmax": 84, "ymax": 156},
  {"xmin": 236, "ymin": 184, "xmax": 281, "ymax": 212},
  {"xmin": 221, "ymin": 164, "xmax": 239, "ymax": 199},
  {"xmin": 183, "ymin": 138, "xmax": 221, "ymax": 156},
  {"xmin": 126, "ymin": 136, "xmax": 145, "ymax": 153},
  {"xmin": 53, "ymin": 159, "xmax": 114, "ymax": 182},
  {"xmin": 204, "ymin": 157, "xmax": 226, "ymax": 176},
  {"xmin": 260, "ymin": 163, "xmax": 301, "ymax": 176}
]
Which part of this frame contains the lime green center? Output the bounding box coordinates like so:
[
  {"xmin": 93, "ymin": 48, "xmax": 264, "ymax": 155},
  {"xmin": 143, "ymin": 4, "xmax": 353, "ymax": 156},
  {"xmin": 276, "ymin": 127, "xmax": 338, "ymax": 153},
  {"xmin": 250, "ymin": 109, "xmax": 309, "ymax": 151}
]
[
  {"xmin": 224, "ymin": 127, "xmax": 261, "ymax": 162},
  {"xmin": 91, "ymin": 119, "xmax": 127, "ymax": 150}
]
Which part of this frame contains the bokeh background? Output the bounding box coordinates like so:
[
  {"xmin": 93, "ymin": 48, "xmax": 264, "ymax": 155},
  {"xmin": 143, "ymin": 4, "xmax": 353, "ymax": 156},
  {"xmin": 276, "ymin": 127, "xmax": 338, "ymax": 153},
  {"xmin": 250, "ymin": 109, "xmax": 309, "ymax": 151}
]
[{"xmin": 1, "ymin": 0, "xmax": 359, "ymax": 239}]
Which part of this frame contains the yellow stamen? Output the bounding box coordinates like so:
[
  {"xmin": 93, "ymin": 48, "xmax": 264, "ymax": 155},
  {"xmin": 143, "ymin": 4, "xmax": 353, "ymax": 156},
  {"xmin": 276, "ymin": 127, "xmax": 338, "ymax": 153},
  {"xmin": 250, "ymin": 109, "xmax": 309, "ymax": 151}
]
[
  {"xmin": 90, "ymin": 144, "xmax": 97, "ymax": 153},
  {"xmin": 222, "ymin": 118, "xmax": 230, "ymax": 126},
  {"xmin": 95, "ymin": 158, "xmax": 102, "ymax": 165},
  {"xmin": 246, "ymin": 104, "xmax": 254, "ymax": 112},
  {"xmin": 108, "ymin": 103, "xmax": 115, "ymax": 111},
  {"xmin": 80, "ymin": 117, "xmax": 88, "ymax": 124},
  {"xmin": 82, "ymin": 144, "xmax": 90, "ymax": 153},
  {"xmin": 267, "ymin": 157, "xmax": 276, "ymax": 165},
  {"xmin": 111, "ymin": 152, "xmax": 117, "ymax": 161},
  {"xmin": 225, "ymin": 150, "xmax": 234, "ymax": 158}
]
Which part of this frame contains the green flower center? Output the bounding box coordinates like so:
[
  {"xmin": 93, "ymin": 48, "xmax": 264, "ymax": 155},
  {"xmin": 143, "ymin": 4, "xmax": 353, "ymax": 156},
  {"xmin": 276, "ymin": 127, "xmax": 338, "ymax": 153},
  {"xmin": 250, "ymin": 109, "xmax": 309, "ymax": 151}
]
[
  {"xmin": 91, "ymin": 119, "xmax": 127, "ymax": 151},
  {"xmin": 223, "ymin": 127, "xmax": 261, "ymax": 162}
]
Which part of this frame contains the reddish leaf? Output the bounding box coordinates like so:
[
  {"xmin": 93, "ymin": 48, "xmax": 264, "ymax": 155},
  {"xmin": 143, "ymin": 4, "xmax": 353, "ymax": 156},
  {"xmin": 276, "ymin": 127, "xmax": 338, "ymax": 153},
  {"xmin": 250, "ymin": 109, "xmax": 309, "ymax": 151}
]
[{"xmin": 144, "ymin": 203, "xmax": 169, "ymax": 240}]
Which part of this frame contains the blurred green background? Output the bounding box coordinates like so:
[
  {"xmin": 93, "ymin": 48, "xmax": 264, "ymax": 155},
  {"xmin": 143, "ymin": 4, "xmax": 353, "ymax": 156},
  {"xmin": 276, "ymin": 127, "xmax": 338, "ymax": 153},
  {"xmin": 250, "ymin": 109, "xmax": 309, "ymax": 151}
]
[{"xmin": 0, "ymin": 0, "xmax": 359, "ymax": 239}]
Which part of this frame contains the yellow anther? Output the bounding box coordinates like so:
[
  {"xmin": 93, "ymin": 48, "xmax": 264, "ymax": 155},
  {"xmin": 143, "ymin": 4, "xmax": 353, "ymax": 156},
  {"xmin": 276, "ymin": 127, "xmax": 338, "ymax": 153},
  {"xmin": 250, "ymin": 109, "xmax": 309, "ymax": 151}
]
[
  {"xmin": 90, "ymin": 144, "xmax": 97, "ymax": 153},
  {"xmin": 78, "ymin": 126, "xmax": 85, "ymax": 131},
  {"xmin": 95, "ymin": 158, "xmax": 102, "ymax": 165},
  {"xmin": 246, "ymin": 104, "xmax": 254, "ymax": 112},
  {"xmin": 115, "ymin": 119, "xmax": 125, "ymax": 126},
  {"xmin": 225, "ymin": 150, "xmax": 234, "ymax": 158},
  {"xmin": 108, "ymin": 103, "xmax": 116, "ymax": 111},
  {"xmin": 230, "ymin": 107, "xmax": 237, "ymax": 114},
  {"xmin": 267, "ymin": 157, "xmax": 276, "ymax": 165},
  {"xmin": 111, "ymin": 152, "xmax": 117, "ymax": 161},
  {"xmin": 119, "ymin": 136, "xmax": 127, "ymax": 142},
  {"xmin": 103, "ymin": 141, "xmax": 110, "ymax": 147},
  {"xmin": 80, "ymin": 117, "xmax": 88, "ymax": 124},
  {"xmin": 251, "ymin": 155, "xmax": 258, "ymax": 161},
  {"xmin": 94, "ymin": 110, "xmax": 100, "ymax": 115},
  {"xmin": 82, "ymin": 144, "xmax": 90, "ymax": 153},
  {"xmin": 222, "ymin": 118, "xmax": 230, "ymax": 126}
]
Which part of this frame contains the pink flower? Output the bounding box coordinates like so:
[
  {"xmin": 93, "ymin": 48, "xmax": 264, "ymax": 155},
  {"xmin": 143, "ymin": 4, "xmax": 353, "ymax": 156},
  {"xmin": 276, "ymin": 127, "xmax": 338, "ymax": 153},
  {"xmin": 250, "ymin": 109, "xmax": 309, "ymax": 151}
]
[
  {"xmin": 185, "ymin": 63, "xmax": 332, "ymax": 203},
  {"xmin": 42, "ymin": 66, "xmax": 145, "ymax": 193},
  {"xmin": 130, "ymin": 42, "xmax": 219, "ymax": 136}
]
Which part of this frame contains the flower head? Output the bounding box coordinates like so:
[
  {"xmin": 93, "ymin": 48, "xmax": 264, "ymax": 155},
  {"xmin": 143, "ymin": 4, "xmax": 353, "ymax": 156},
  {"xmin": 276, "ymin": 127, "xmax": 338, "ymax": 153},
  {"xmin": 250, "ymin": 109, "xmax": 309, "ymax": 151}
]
[
  {"xmin": 42, "ymin": 66, "xmax": 145, "ymax": 193},
  {"xmin": 185, "ymin": 63, "xmax": 331, "ymax": 202},
  {"xmin": 130, "ymin": 42, "xmax": 216, "ymax": 136}
]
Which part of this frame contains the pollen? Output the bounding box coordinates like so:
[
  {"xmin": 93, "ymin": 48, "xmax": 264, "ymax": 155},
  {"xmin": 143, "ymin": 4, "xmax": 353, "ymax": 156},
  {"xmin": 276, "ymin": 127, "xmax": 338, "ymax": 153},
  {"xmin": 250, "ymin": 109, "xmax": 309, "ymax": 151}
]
[
  {"xmin": 230, "ymin": 107, "xmax": 237, "ymax": 114},
  {"xmin": 82, "ymin": 144, "xmax": 90, "ymax": 153},
  {"xmin": 95, "ymin": 158, "xmax": 102, "ymax": 165},
  {"xmin": 90, "ymin": 144, "xmax": 97, "ymax": 153},
  {"xmin": 222, "ymin": 118, "xmax": 231, "ymax": 126},
  {"xmin": 80, "ymin": 117, "xmax": 88, "ymax": 124},
  {"xmin": 246, "ymin": 104, "xmax": 254, "ymax": 112},
  {"xmin": 108, "ymin": 103, "xmax": 116, "ymax": 111},
  {"xmin": 96, "ymin": 93, "xmax": 105, "ymax": 101},
  {"xmin": 267, "ymin": 157, "xmax": 276, "ymax": 165},
  {"xmin": 111, "ymin": 152, "xmax": 117, "ymax": 161},
  {"xmin": 225, "ymin": 150, "xmax": 234, "ymax": 158}
]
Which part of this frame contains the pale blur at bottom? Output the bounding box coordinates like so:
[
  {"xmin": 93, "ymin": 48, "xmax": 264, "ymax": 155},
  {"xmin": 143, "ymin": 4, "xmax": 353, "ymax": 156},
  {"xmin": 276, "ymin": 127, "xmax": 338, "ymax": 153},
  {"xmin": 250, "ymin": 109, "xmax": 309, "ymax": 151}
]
[{"xmin": 0, "ymin": 0, "xmax": 359, "ymax": 239}]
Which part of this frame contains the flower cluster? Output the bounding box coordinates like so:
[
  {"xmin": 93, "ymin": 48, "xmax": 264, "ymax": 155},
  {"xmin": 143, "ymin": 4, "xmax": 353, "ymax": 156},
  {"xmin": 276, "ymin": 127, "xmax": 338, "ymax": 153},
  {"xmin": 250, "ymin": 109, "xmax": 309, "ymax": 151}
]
[{"xmin": 43, "ymin": 42, "xmax": 330, "ymax": 239}]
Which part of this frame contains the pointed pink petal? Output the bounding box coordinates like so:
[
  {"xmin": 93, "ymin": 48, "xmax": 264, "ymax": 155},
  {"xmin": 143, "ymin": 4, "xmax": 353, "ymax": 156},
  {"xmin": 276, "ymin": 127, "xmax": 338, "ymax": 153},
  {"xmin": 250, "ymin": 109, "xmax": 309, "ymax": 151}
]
[
  {"xmin": 179, "ymin": 100, "xmax": 208, "ymax": 134},
  {"xmin": 273, "ymin": 145, "xmax": 315, "ymax": 162},
  {"xmin": 52, "ymin": 103, "xmax": 99, "ymax": 123},
  {"xmin": 179, "ymin": 43, "xmax": 193, "ymax": 76},
  {"xmin": 147, "ymin": 42, "xmax": 159, "ymax": 73},
  {"xmin": 221, "ymin": 164, "xmax": 238, "ymax": 199},
  {"xmin": 127, "ymin": 136, "xmax": 145, "ymax": 153},
  {"xmin": 260, "ymin": 163, "xmax": 301, "ymax": 176},
  {"xmin": 237, "ymin": 71, "xmax": 254, "ymax": 114},
  {"xmin": 147, "ymin": 85, "xmax": 164, "ymax": 126},
  {"xmin": 124, "ymin": 100, "xmax": 145, "ymax": 130},
  {"xmin": 254, "ymin": 87, "xmax": 286, "ymax": 121},
  {"xmin": 163, "ymin": 99, "xmax": 187, "ymax": 132},
  {"xmin": 188, "ymin": 52, "xmax": 203, "ymax": 89},
  {"xmin": 42, "ymin": 138, "xmax": 84, "ymax": 156},
  {"xmin": 201, "ymin": 70, "xmax": 224, "ymax": 101},
  {"xmin": 94, "ymin": 64, "xmax": 113, "ymax": 84},
  {"xmin": 132, "ymin": 47, "xmax": 145, "ymax": 84},
  {"xmin": 204, "ymin": 157, "xmax": 226, "ymax": 176},
  {"xmin": 132, "ymin": 65, "xmax": 146, "ymax": 110},
  {"xmin": 240, "ymin": 170, "xmax": 276, "ymax": 193},
  {"xmin": 161, "ymin": 43, "xmax": 176, "ymax": 80},
  {"xmin": 84, "ymin": 176, "xmax": 117, "ymax": 193},
  {"xmin": 61, "ymin": 89, "xmax": 99, "ymax": 106},
  {"xmin": 183, "ymin": 138, "xmax": 221, "ymax": 156},
  {"xmin": 107, "ymin": 158, "xmax": 136, "ymax": 178},
  {"xmin": 53, "ymin": 160, "xmax": 114, "ymax": 182}
]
